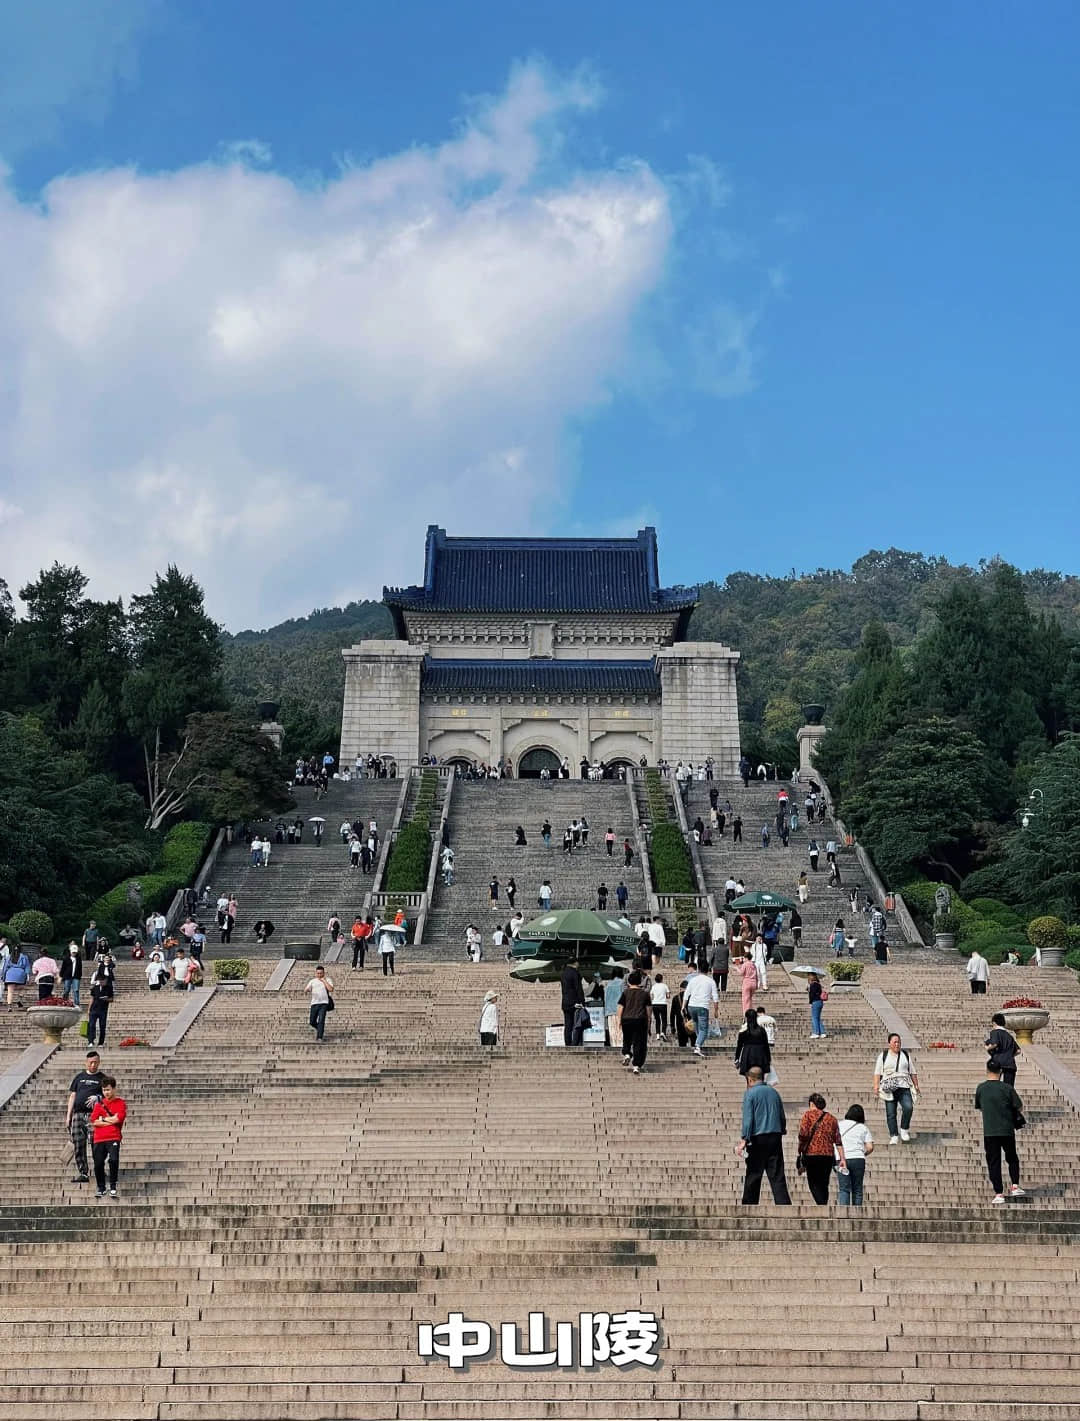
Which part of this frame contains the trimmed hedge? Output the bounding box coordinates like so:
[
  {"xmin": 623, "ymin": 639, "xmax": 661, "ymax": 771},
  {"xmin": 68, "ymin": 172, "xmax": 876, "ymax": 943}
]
[
  {"xmin": 384, "ymin": 773, "xmax": 438, "ymax": 894},
  {"xmin": 828, "ymin": 960, "xmax": 864, "ymax": 981},
  {"xmin": 9, "ymin": 910, "xmax": 53, "ymax": 944},
  {"xmin": 651, "ymin": 823, "xmax": 694, "ymax": 894},
  {"xmin": 0, "ymin": 923, "xmax": 19, "ymax": 945},
  {"xmin": 1027, "ymin": 915, "xmax": 1068, "ymax": 951},
  {"xmin": 213, "ymin": 958, "xmax": 250, "ymax": 981},
  {"xmin": 86, "ymin": 821, "xmax": 213, "ymax": 927}
]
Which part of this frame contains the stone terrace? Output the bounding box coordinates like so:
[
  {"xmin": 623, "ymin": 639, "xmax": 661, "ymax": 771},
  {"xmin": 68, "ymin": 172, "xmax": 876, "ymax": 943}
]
[{"xmin": 3, "ymin": 943, "xmax": 1080, "ymax": 1418}]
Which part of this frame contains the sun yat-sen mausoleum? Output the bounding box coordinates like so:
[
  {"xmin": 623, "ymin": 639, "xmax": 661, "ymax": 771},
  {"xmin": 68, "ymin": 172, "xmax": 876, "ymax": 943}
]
[{"xmin": 340, "ymin": 526, "xmax": 740, "ymax": 776}]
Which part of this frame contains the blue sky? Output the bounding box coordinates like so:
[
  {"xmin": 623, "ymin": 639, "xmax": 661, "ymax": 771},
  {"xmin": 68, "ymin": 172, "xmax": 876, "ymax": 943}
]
[{"xmin": 2, "ymin": 1, "xmax": 1078, "ymax": 627}]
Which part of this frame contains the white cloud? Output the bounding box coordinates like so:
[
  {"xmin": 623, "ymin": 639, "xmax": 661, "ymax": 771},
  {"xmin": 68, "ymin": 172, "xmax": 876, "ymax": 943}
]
[
  {"xmin": 0, "ymin": 64, "xmax": 673, "ymax": 628},
  {"xmin": 217, "ymin": 138, "xmax": 274, "ymax": 168}
]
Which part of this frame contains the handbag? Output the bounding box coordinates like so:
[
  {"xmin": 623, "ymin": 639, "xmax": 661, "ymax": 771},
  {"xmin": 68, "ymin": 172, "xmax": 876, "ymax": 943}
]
[
  {"xmin": 325, "ymin": 993, "xmax": 335, "ymax": 1012},
  {"xmin": 796, "ymin": 1110, "xmax": 827, "ymax": 1175},
  {"xmin": 1012, "ymin": 1105, "xmax": 1026, "ymax": 1130},
  {"xmin": 573, "ymin": 1004, "xmax": 591, "ymax": 1031}
]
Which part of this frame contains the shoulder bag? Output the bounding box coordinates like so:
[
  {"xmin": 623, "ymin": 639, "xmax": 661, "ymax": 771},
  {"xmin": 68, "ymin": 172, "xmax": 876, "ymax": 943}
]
[{"xmin": 796, "ymin": 1111, "xmax": 827, "ymax": 1175}]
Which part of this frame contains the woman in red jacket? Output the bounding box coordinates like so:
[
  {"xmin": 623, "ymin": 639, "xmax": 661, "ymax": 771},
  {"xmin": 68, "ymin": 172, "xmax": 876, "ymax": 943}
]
[
  {"xmin": 797, "ymin": 1093, "xmax": 845, "ymax": 1205},
  {"xmin": 89, "ymin": 1077, "xmax": 127, "ymax": 1199}
]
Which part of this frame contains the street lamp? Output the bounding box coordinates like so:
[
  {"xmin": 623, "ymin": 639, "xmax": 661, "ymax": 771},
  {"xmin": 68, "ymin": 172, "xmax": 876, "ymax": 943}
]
[{"xmin": 1019, "ymin": 788, "xmax": 1044, "ymax": 831}]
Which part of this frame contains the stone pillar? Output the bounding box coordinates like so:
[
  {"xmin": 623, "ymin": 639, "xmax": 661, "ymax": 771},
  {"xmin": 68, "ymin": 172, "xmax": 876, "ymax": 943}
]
[
  {"xmin": 797, "ymin": 723, "xmax": 827, "ymax": 775},
  {"xmin": 340, "ymin": 641, "xmax": 425, "ymax": 768},
  {"xmin": 655, "ymin": 643, "xmax": 741, "ymax": 775},
  {"xmin": 259, "ymin": 720, "xmax": 285, "ymax": 752}
]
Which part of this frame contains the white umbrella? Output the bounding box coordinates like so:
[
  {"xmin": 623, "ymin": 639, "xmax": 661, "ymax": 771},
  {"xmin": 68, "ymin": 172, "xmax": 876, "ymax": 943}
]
[
  {"xmin": 788, "ymin": 963, "xmax": 826, "ymax": 979},
  {"xmin": 308, "ymin": 816, "xmax": 326, "ymax": 825}
]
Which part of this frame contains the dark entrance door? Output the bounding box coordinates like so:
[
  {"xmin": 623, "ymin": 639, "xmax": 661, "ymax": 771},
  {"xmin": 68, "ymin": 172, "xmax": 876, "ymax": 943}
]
[{"xmin": 518, "ymin": 747, "xmax": 561, "ymax": 779}]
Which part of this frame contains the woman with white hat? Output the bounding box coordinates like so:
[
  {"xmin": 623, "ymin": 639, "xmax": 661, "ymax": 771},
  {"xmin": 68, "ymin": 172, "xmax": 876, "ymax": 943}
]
[{"xmin": 479, "ymin": 991, "xmax": 499, "ymax": 1048}]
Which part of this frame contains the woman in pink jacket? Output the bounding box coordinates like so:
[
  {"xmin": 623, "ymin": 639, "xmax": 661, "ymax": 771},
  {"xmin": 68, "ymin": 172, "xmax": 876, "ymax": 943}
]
[{"xmin": 733, "ymin": 954, "xmax": 757, "ymax": 1014}]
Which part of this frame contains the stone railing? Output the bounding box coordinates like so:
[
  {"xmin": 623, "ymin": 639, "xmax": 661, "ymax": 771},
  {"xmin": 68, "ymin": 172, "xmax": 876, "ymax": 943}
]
[
  {"xmin": 414, "ymin": 773, "xmax": 455, "ymax": 945},
  {"xmin": 368, "ymin": 892, "xmax": 426, "ymax": 914},
  {"xmin": 626, "ymin": 776, "xmax": 659, "ymax": 918},
  {"xmin": 656, "ymin": 892, "xmax": 712, "ymax": 921}
]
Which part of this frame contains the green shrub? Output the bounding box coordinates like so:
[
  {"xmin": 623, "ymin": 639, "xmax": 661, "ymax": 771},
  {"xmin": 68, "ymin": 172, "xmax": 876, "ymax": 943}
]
[
  {"xmin": 384, "ymin": 822, "xmax": 431, "ymax": 893},
  {"xmin": 828, "ymin": 960, "xmax": 864, "ymax": 981},
  {"xmin": 650, "ymin": 822, "xmax": 694, "ymax": 894},
  {"xmin": 0, "ymin": 922, "xmax": 19, "ymax": 945},
  {"xmin": 86, "ymin": 820, "xmax": 214, "ymax": 927},
  {"xmin": 9, "ymin": 910, "xmax": 55, "ymax": 945},
  {"xmin": 1066, "ymin": 947, "xmax": 1080, "ymax": 974},
  {"xmin": 213, "ymin": 958, "xmax": 250, "ymax": 981},
  {"xmin": 933, "ymin": 910, "xmax": 960, "ymax": 937},
  {"xmin": 1027, "ymin": 916, "xmax": 1068, "ymax": 951},
  {"xmin": 1066, "ymin": 924, "xmax": 1080, "ymax": 951},
  {"xmin": 968, "ymin": 897, "xmax": 1023, "ymax": 928}
]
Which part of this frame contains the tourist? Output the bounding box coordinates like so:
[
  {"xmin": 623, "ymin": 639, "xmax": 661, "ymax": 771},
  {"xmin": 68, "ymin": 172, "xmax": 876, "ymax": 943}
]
[
  {"xmin": 616, "ymin": 969, "xmax": 651, "ymax": 1074},
  {"xmin": 538, "ymin": 879, "xmax": 553, "ymax": 910},
  {"xmin": 489, "ymin": 876, "xmax": 500, "ymax": 911},
  {"xmin": 605, "ymin": 827, "xmax": 616, "ymax": 856},
  {"xmin": 828, "ymin": 859, "xmax": 843, "ymax": 890},
  {"xmin": 807, "ymin": 972, "xmax": 826, "ymax": 1039},
  {"xmin": 31, "ymin": 949, "xmax": 59, "ymax": 1002},
  {"xmin": 615, "ymin": 881, "xmax": 629, "ymax": 914},
  {"xmin": 339, "ymin": 819, "xmax": 352, "ymax": 846},
  {"xmin": 760, "ymin": 824, "xmax": 770, "ymax": 849},
  {"xmin": 797, "ymin": 872, "xmax": 809, "ymax": 905},
  {"xmin": 830, "ymin": 918, "xmax": 847, "ymax": 958},
  {"xmin": 750, "ymin": 935, "xmax": 769, "ymax": 991},
  {"xmin": 306, "ymin": 965, "xmax": 334, "ymax": 1042},
  {"xmin": 87, "ymin": 962, "xmax": 114, "ymax": 1045},
  {"xmin": 563, "ymin": 827, "xmax": 574, "ymax": 855},
  {"xmin": 145, "ymin": 952, "xmax": 169, "ymax": 990},
  {"xmin": 514, "ymin": 825, "xmax": 527, "ymax": 846},
  {"xmin": 170, "ymin": 947, "xmax": 197, "ymax": 993},
  {"xmin": 492, "ymin": 925, "xmax": 508, "ymax": 958},
  {"xmin": 440, "ymin": 845, "xmax": 454, "ymax": 885},
  {"xmin": 253, "ymin": 919, "xmax": 275, "ymax": 945},
  {"xmin": 975, "ymin": 1061, "xmax": 1026, "ymax": 1203},
  {"xmin": 378, "ymin": 925, "xmax": 398, "ymax": 976},
  {"xmin": 668, "ymin": 978, "xmax": 690, "ymax": 1049},
  {"xmin": 724, "ymin": 875, "xmax": 738, "ymax": 907},
  {"xmin": 682, "ymin": 963, "xmax": 719, "ymax": 1057},
  {"xmin": 479, "ymin": 991, "xmax": 499, "ymax": 1047},
  {"xmin": 709, "ymin": 936, "xmax": 729, "ymax": 994},
  {"xmin": 580, "ymin": 816, "xmax": 590, "ymax": 848},
  {"xmin": 249, "ymin": 835, "xmax": 262, "ymax": 867},
  {"xmin": 873, "ymin": 1032, "xmax": 919, "ymax": 1143},
  {"xmin": 733, "ymin": 954, "xmax": 758, "ymax": 1016},
  {"xmin": 798, "ymin": 1094, "xmax": 846, "ymax": 1206},
  {"xmin": 623, "ymin": 839, "xmax": 634, "ymax": 867},
  {"xmin": 755, "ymin": 1004, "xmax": 777, "ymax": 1049},
  {"xmin": 836, "ymin": 1105, "xmax": 874, "ymax": 1206},
  {"xmin": 734, "ymin": 1009, "xmax": 771, "ymax": 1085},
  {"xmin": 808, "ymin": 839, "xmax": 820, "ymax": 872},
  {"xmin": 327, "ymin": 914, "xmax": 342, "ymax": 945},
  {"xmin": 89, "ymin": 1076, "xmax": 127, "ymax": 1199},
  {"xmin": 66, "ymin": 1050, "xmax": 104, "ymax": 1184},
  {"xmin": 967, "ymin": 949, "xmax": 990, "ymax": 995},
  {"xmin": 541, "ymin": 820, "xmax": 552, "ymax": 847},
  {"xmin": 985, "ymin": 1013, "xmax": 1020, "ymax": 1087},
  {"xmin": 604, "ymin": 968, "xmax": 625, "ymax": 1050},
  {"xmin": 789, "ymin": 906, "xmax": 803, "ymax": 953},
  {"xmin": 510, "ymin": 910, "xmax": 524, "ymax": 938},
  {"xmin": 732, "ymin": 815, "xmax": 743, "ymax": 844},
  {"xmin": 650, "ymin": 972, "xmax": 670, "ymax": 1041},
  {"xmin": 351, "ymin": 917, "xmax": 370, "ymax": 969},
  {"xmin": 349, "ymin": 836, "xmax": 362, "ymax": 869},
  {"xmin": 81, "ymin": 921, "xmax": 101, "ymax": 961},
  {"xmin": 596, "ymin": 881, "xmax": 609, "ymax": 912},
  {"xmin": 560, "ymin": 960, "xmax": 586, "ymax": 1047},
  {"xmin": 506, "ymin": 877, "xmax": 517, "ymax": 910},
  {"xmin": 738, "ymin": 1067, "xmax": 792, "ymax": 1205},
  {"xmin": 874, "ymin": 936, "xmax": 891, "ymax": 965},
  {"xmin": 825, "ymin": 838, "xmax": 837, "ymax": 865},
  {"xmin": 59, "ymin": 943, "xmax": 82, "ymax": 1005}
]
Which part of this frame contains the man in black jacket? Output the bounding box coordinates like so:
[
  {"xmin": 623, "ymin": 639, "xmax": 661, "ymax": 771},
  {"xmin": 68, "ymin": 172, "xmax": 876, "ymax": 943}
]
[{"xmin": 560, "ymin": 960, "xmax": 585, "ymax": 1047}]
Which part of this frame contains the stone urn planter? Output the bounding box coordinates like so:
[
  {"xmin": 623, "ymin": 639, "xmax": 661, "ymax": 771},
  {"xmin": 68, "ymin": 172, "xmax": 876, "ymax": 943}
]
[
  {"xmin": 26, "ymin": 1004, "xmax": 82, "ymax": 1045},
  {"xmin": 1037, "ymin": 946, "xmax": 1066, "ymax": 968},
  {"xmin": 801, "ymin": 704, "xmax": 825, "ymax": 726},
  {"xmin": 934, "ymin": 932, "xmax": 956, "ymax": 951},
  {"xmin": 1001, "ymin": 1007, "xmax": 1050, "ymax": 1045}
]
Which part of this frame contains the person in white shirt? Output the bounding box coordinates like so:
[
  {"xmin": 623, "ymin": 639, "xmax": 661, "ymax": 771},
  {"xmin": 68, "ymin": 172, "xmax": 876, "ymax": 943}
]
[
  {"xmin": 249, "ymin": 836, "xmax": 263, "ymax": 867},
  {"xmin": 755, "ymin": 1008, "xmax": 777, "ymax": 1047},
  {"xmin": 171, "ymin": 949, "xmax": 195, "ymax": 991},
  {"xmin": 479, "ymin": 990, "xmax": 498, "ymax": 1047},
  {"xmin": 649, "ymin": 974, "xmax": 671, "ymax": 1041},
  {"xmin": 750, "ymin": 935, "xmax": 769, "ymax": 991},
  {"xmin": 261, "ymin": 837, "xmax": 271, "ymax": 867},
  {"xmin": 711, "ymin": 915, "xmax": 727, "ymax": 947},
  {"xmin": 509, "ymin": 911, "xmax": 524, "ymax": 938},
  {"xmin": 306, "ymin": 966, "xmax": 333, "ymax": 1041},
  {"xmin": 491, "ymin": 927, "xmax": 507, "ymax": 956},
  {"xmin": 465, "ymin": 925, "xmax": 482, "ymax": 962},
  {"xmin": 145, "ymin": 953, "xmax": 170, "ymax": 991},
  {"xmin": 682, "ymin": 966, "xmax": 720, "ymax": 1057},
  {"xmin": 966, "ymin": 950, "xmax": 990, "ymax": 995},
  {"xmin": 647, "ymin": 919, "xmax": 666, "ymax": 953},
  {"xmin": 836, "ymin": 1104, "xmax": 874, "ymax": 1205},
  {"xmin": 537, "ymin": 880, "xmax": 553, "ymax": 910}
]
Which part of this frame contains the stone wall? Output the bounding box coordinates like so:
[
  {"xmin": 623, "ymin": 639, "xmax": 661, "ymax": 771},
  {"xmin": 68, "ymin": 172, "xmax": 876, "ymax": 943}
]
[
  {"xmin": 655, "ymin": 643, "xmax": 741, "ymax": 774},
  {"xmin": 340, "ymin": 641, "xmax": 424, "ymax": 766}
]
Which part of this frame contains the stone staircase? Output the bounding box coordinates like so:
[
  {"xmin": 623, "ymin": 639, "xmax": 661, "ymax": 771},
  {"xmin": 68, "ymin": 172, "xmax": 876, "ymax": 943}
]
[
  {"xmin": 206, "ymin": 779, "xmax": 405, "ymax": 953},
  {"xmin": 4, "ymin": 947, "xmax": 1080, "ymax": 1416},
  {"xmin": 685, "ymin": 776, "xmax": 887, "ymax": 955},
  {"xmin": 424, "ymin": 780, "xmax": 650, "ymax": 952}
]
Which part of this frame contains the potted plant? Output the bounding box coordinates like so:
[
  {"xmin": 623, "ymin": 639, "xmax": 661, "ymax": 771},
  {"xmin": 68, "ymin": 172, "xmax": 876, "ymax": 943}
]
[
  {"xmin": 26, "ymin": 995, "xmax": 82, "ymax": 1045},
  {"xmin": 213, "ymin": 958, "xmax": 250, "ymax": 992},
  {"xmin": 934, "ymin": 910, "xmax": 959, "ymax": 951},
  {"xmin": 827, "ymin": 960, "xmax": 864, "ymax": 991},
  {"xmin": 1027, "ymin": 915, "xmax": 1068, "ymax": 969},
  {"xmin": 1000, "ymin": 996, "xmax": 1050, "ymax": 1045}
]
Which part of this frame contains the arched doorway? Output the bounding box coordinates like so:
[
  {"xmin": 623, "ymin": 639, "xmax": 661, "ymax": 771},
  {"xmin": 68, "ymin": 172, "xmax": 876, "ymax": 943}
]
[
  {"xmin": 604, "ymin": 757, "xmax": 637, "ymax": 780},
  {"xmin": 518, "ymin": 746, "xmax": 561, "ymax": 779}
]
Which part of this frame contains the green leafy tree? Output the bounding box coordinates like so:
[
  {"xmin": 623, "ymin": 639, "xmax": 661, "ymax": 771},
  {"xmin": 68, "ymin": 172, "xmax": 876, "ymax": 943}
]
[
  {"xmin": 998, "ymin": 734, "xmax": 1080, "ymax": 919},
  {"xmin": 843, "ymin": 717, "xmax": 991, "ymax": 887},
  {"xmin": 815, "ymin": 621, "xmax": 910, "ymax": 804}
]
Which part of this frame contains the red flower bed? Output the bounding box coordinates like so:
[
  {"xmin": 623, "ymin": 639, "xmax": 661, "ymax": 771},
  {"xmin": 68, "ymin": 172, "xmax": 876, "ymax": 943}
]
[
  {"xmin": 928, "ymin": 1041, "xmax": 956, "ymax": 1049},
  {"xmin": 118, "ymin": 1037, "xmax": 150, "ymax": 1048},
  {"xmin": 32, "ymin": 996, "xmax": 75, "ymax": 1007},
  {"xmin": 1002, "ymin": 997, "xmax": 1043, "ymax": 1009}
]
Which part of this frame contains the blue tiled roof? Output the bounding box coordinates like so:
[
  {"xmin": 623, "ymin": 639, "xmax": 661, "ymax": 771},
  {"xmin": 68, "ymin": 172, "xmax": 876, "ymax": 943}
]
[
  {"xmin": 420, "ymin": 657, "xmax": 660, "ymax": 698},
  {"xmin": 386, "ymin": 527, "xmax": 697, "ymax": 631}
]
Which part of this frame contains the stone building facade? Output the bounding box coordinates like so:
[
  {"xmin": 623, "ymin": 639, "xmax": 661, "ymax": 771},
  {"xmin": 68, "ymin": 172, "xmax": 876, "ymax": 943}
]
[{"xmin": 340, "ymin": 527, "xmax": 741, "ymax": 775}]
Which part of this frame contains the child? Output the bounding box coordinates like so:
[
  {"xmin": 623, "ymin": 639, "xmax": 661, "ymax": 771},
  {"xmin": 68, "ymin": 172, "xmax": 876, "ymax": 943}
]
[
  {"xmin": 89, "ymin": 1076, "xmax": 127, "ymax": 1199},
  {"xmin": 650, "ymin": 973, "xmax": 670, "ymax": 1042}
]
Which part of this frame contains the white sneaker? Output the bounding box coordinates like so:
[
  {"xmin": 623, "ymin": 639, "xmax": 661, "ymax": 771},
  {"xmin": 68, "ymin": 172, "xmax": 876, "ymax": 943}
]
[
  {"xmin": 1009, "ymin": 1184, "xmax": 1026, "ymax": 1197},
  {"xmin": 692, "ymin": 1046, "xmax": 703, "ymax": 1056},
  {"xmin": 992, "ymin": 1194, "xmax": 1006, "ymax": 1204},
  {"xmin": 889, "ymin": 1136, "xmax": 900, "ymax": 1145},
  {"xmin": 899, "ymin": 1130, "xmax": 911, "ymax": 1142},
  {"xmin": 632, "ymin": 1066, "xmax": 641, "ymax": 1074},
  {"xmin": 622, "ymin": 1056, "xmax": 631, "ymax": 1067}
]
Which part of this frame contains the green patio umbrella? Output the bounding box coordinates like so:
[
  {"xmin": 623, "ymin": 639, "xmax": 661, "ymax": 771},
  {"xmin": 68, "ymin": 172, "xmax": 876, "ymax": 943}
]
[
  {"xmin": 509, "ymin": 908, "xmax": 638, "ymax": 982},
  {"xmin": 729, "ymin": 891, "xmax": 796, "ymax": 912}
]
